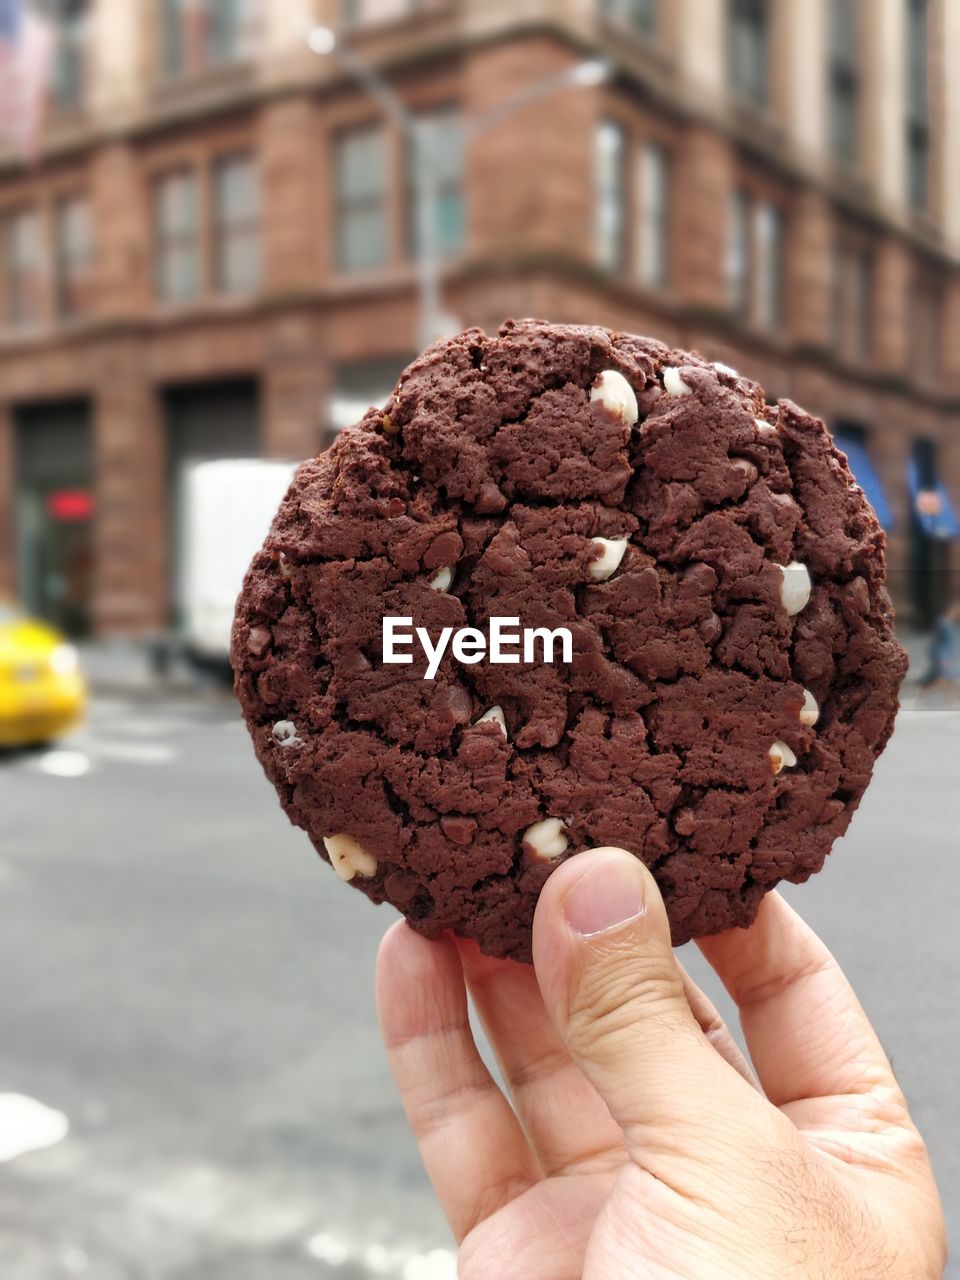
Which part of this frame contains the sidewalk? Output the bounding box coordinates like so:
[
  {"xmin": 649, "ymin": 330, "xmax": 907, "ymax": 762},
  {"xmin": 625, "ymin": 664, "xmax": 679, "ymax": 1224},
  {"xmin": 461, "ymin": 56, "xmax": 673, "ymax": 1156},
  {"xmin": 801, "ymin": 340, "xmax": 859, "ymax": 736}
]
[
  {"xmin": 897, "ymin": 628, "xmax": 932, "ymax": 682},
  {"xmin": 77, "ymin": 638, "xmax": 230, "ymax": 698}
]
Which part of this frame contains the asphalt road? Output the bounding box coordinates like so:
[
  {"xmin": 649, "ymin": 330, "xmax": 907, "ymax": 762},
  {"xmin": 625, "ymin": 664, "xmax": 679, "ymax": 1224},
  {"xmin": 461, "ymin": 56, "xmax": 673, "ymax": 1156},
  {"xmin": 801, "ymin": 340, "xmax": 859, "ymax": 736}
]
[{"xmin": 0, "ymin": 685, "xmax": 957, "ymax": 1278}]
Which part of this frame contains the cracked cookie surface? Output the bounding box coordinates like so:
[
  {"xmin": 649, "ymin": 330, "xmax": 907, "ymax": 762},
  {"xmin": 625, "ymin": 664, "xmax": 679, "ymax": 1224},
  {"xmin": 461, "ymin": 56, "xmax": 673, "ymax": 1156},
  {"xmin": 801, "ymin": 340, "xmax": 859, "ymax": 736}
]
[{"xmin": 232, "ymin": 319, "xmax": 906, "ymax": 962}]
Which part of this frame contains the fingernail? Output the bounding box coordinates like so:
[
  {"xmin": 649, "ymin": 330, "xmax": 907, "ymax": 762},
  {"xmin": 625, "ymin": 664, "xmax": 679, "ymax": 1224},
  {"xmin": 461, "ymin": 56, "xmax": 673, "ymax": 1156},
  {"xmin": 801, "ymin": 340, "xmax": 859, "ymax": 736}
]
[{"xmin": 563, "ymin": 853, "xmax": 646, "ymax": 937}]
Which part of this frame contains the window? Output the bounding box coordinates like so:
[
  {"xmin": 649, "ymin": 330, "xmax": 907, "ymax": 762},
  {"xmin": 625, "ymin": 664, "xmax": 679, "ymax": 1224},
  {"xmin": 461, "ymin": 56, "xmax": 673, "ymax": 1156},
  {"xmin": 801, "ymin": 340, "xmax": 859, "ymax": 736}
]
[
  {"xmin": 408, "ymin": 108, "xmax": 465, "ymax": 260},
  {"xmin": 214, "ymin": 153, "xmax": 260, "ymax": 294},
  {"xmin": 905, "ymin": 0, "xmax": 930, "ymax": 213},
  {"xmin": 595, "ymin": 120, "xmax": 626, "ymax": 271},
  {"xmin": 637, "ymin": 141, "xmax": 670, "ymax": 288},
  {"xmin": 342, "ymin": 0, "xmax": 421, "ymax": 24},
  {"xmin": 162, "ymin": 0, "xmax": 256, "ymax": 77},
  {"xmin": 832, "ymin": 237, "xmax": 872, "ymax": 363},
  {"xmin": 334, "ymin": 125, "xmax": 389, "ymax": 272},
  {"xmin": 726, "ymin": 188, "xmax": 750, "ymax": 315},
  {"xmin": 728, "ymin": 0, "xmax": 769, "ymax": 107},
  {"xmin": 330, "ymin": 355, "xmax": 412, "ymax": 434},
  {"xmin": 909, "ymin": 269, "xmax": 941, "ymax": 380},
  {"xmin": 850, "ymin": 247, "xmax": 872, "ymax": 362},
  {"xmin": 727, "ymin": 189, "xmax": 784, "ymax": 330},
  {"xmin": 829, "ymin": 0, "xmax": 859, "ymax": 165},
  {"xmin": 3, "ymin": 209, "xmax": 43, "ymax": 327},
  {"xmin": 601, "ymin": 0, "xmax": 658, "ymax": 37},
  {"xmin": 754, "ymin": 200, "xmax": 782, "ymax": 329},
  {"xmin": 55, "ymin": 194, "xmax": 93, "ymax": 318},
  {"xmin": 154, "ymin": 170, "xmax": 199, "ymax": 302},
  {"xmin": 34, "ymin": 0, "xmax": 90, "ymax": 110}
]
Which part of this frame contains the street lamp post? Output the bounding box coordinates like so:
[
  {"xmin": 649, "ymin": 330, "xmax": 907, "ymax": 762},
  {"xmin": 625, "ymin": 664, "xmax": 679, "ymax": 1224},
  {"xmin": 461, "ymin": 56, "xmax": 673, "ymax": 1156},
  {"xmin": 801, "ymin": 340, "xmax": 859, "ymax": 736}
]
[
  {"xmin": 307, "ymin": 25, "xmax": 609, "ymax": 349},
  {"xmin": 412, "ymin": 113, "xmax": 446, "ymax": 350}
]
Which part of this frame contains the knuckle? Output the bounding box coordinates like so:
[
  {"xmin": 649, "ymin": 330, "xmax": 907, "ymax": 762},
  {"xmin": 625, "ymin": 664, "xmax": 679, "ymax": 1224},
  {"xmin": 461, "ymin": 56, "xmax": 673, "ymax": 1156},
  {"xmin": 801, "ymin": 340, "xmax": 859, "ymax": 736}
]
[
  {"xmin": 464, "ymin": 1174, "xmax": 534, "ymax": 1238},
  {"xmin": 457, "ymin": 1206, "xmax": 530, "ymax": 1280},
  {"xmin": 566, "ymin": 944, "xmax": 691, "ymax": 1055},
  {"xmin": 456, "ymin": 1236, "xmax": 485, "ymax": 1280}
]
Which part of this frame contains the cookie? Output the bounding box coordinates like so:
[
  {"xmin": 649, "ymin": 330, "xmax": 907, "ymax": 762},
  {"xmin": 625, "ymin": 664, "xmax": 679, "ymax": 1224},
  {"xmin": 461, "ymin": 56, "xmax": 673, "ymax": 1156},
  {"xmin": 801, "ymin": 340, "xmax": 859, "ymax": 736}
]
[{"xmin": 232, "ymin": 319, "xmax": 906, "ymax": 962}]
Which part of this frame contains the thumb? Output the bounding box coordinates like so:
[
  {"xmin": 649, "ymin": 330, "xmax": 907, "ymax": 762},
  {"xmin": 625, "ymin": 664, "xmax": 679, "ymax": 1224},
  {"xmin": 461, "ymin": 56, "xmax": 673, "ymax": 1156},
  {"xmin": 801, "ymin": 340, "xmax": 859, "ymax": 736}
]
[{"xmin": 532, "ymin": 847, "xmax": 768, "ymax": 1171}]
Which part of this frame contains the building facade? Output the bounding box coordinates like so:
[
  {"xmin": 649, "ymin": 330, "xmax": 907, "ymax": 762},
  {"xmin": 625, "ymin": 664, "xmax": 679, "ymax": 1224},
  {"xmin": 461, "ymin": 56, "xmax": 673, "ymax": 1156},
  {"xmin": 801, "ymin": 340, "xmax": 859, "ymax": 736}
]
[{"xmin": 1, "ymin": 0, "xmax": 958, "ymax": 636}]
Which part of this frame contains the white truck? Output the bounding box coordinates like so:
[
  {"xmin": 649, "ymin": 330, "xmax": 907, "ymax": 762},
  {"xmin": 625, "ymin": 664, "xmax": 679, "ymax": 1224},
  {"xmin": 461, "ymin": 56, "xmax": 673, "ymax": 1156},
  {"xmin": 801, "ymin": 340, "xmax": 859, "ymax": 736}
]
[{"xmin": 179, "ymin": 458, "xmax": 299, "ymax": 668}]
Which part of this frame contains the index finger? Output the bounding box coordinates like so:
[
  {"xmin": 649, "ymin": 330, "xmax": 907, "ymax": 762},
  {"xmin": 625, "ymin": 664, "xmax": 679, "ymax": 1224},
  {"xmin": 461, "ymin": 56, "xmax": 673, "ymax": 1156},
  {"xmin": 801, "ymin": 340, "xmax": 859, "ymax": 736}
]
[
  {"xmin": 697, "ymin": 892, "xmax": 900, "ymax": 1112},
  {"xmin": 376, "ymin": 923, "xmax": 539, "ymax": 1240}
]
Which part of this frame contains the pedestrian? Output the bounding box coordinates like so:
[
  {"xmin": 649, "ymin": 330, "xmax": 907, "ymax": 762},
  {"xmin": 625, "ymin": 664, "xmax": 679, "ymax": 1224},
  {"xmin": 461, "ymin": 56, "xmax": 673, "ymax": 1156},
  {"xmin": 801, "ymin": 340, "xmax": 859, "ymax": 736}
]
[
  {"xmin": 917, "ymin": 601, "xmax": 960, "ymax": 704},
  {"xmin": 377, "ymin": 847, "xmax": 947, "ymax": 1278}
]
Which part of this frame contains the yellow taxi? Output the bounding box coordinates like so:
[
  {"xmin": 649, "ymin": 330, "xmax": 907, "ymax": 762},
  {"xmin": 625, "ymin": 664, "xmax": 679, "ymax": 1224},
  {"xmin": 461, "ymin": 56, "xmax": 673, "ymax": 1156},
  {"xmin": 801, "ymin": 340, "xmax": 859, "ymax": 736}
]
[{"xmin": 0, "ymin": 603, "xmax": 87, "ymax": 746}]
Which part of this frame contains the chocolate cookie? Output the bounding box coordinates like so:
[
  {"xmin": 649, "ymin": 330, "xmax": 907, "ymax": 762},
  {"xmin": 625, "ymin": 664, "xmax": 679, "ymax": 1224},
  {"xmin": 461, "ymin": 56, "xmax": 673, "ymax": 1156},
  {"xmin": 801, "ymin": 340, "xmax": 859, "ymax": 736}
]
[{"xmin": 232, "ymin": 320, "xmax": 906, "ymax": 962}]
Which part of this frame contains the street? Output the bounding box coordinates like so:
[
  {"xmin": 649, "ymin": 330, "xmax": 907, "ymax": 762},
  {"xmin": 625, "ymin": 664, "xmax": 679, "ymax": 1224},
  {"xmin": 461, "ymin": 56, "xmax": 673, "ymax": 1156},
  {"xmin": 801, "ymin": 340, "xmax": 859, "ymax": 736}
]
[{"xmin": 0, "ymin": 686, "xmax": 958, "ymax": 1278}]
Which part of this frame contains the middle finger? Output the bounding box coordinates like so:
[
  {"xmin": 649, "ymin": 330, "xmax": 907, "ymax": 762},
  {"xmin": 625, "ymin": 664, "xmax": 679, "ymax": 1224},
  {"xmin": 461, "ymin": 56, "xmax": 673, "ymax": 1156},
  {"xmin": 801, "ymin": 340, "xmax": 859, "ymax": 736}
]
[
  {"xmin": 458, "ymin": 940, "xmax": 625, "ymax": 1177},
  {"xmin": 677, "ymin": 959, "xmax": 758, "ymax": 1088}
]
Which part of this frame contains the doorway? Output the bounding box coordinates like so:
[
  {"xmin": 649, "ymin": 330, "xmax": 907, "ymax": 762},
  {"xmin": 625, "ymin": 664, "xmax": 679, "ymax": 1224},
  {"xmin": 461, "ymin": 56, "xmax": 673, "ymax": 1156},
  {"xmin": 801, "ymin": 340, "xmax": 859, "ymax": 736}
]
[
  {"xmin": 162, "ymin": 379, "xmax": 260, "ymax": 627},
  {"xmin": 14, "ymin": 401, "xmax": 94, "ymax": 637}
]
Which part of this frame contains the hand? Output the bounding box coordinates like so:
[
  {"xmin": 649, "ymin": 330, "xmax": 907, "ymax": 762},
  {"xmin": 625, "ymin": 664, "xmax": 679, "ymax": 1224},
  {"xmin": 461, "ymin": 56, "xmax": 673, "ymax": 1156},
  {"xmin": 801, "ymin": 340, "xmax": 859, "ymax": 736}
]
[{"xmin": 376, "ymin": 847, "xmax": 946, "ymax": 1279}]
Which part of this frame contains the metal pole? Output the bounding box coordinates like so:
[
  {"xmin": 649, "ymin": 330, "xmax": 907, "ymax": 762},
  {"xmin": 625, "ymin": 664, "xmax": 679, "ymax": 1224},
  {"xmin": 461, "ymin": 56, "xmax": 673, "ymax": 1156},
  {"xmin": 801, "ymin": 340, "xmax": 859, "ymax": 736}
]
[
  {"xmin": 413, "ymin": 116, "xmax": 443, "ymax": 349},
  {"xmin": 465, "ymin": 60, "xmax": 610, "ymax": 141},
  {"xmin": 307, "ymin": 29, "xmax": 609, "ymax": 348}
]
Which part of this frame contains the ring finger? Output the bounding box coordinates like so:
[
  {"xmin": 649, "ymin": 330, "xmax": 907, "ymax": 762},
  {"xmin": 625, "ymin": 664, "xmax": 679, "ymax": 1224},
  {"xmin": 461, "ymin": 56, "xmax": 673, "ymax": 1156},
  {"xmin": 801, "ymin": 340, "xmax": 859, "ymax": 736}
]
[{"xmin": 458, "ymin": 940, "xmax": 626, "ymax": 1176}]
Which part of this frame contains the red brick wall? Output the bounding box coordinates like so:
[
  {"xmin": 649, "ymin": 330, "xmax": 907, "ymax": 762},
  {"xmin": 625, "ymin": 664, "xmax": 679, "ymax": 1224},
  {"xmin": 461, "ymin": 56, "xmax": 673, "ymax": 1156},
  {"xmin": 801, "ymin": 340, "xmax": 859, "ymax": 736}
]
[
  {"xmin": 262, "ymin": 312, "xmax": 329, "ymax": 460},
  {"xmin": 92, "ymin": 144, "xmax": 152, "ymax": 322},
  {"xmin": 873, "ymin": 239, "xmax": 912, "ymax": 378},
  {"xmin": 672, "ymin": 124, "xmax": 733, "ymax": 314},
  {"xmin": 91, "ymin": 342, "xmax": 167, "ymax": 634},
  {"xmin": 464, "ymin": 36, "xmax": 596, "ymax": 265},
  {"xmin": 259, "ymin": 97, "xmax": 324, "ymax": 295},
  {"xmin": 787, "ymin": 190, "xmax": 832, "ymax": 350}
]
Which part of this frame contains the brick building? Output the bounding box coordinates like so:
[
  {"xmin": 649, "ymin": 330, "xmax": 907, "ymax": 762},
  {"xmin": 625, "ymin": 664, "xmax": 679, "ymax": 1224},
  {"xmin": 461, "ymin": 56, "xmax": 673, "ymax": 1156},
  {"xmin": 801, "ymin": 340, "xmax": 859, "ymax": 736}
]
[{"xmin": 1, "ymin": 0, "xmax": 958, "ymax": 637}]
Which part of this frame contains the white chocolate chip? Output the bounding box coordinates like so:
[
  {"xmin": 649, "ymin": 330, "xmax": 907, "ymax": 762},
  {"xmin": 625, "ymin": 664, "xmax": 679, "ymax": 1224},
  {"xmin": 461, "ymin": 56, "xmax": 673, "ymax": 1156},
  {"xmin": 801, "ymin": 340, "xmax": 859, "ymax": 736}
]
[
  {"xmin": 272, "ymin": 720, "xmax": 301, "ymax": 747},
  {"xmin": 590, "ymin": 369, "xmax": 638, "ymax": 427},
  {"xmin": 755, "ymin": 417, "xmax": 781, "ymax": 444},
  {"xmin": 381, "ymin": 412, "xmax": 400, "ymax": 435},
  {"xmin": 323, "ymin": 833, "xmax": 378, "ymax": 881},
  {"xmin": 799, "ymin": 688, "xmax": 819, "ymax": 726},
  {"xmin": 278, "ymin": 553, "xmax": 293, "ymax": 580},
  {"xmin": 476, "ymin": 705, "xmax": 508, "ymax": 737},
  {"xmin": 588, "ymin": 536, "xmax": 629, "ymax": 582},
  {"xmin": 522, "ymin": 817, "xmax": 569, "ymax": 861},
  {"xmin": 663, "ymin": 366, "xmax": 692, "ymax": 396},
  {"xmin": 713, "ymin": 361, "xmax": 738, "ymax": 378},
  {"xmin": 428, "ymin": 566, "xmax": 454, "ymax": 592},
  {"xmin": 769, "ymin": 741, "xmax": 798, "ymax": 775},
  {"xmin": 777, "ymin": 561, "xmax": 812, "ymax": 616}
]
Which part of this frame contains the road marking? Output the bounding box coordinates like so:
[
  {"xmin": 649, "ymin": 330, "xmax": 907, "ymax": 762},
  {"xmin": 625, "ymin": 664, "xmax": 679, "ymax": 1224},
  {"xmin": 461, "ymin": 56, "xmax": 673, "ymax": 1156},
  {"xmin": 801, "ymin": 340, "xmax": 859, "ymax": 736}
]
[
  {"xmin": 20, "ymin": 739, "xmax": 178, "ymax": 777},
  {"xmin": 306, "ymin": 1233, "xmax": 349, "ymax": 1266},
  {"xmin": 88, "ymin": 741, "xmax": 177, "ymax": 765},
  {"xmin": 401, "ymin": 1253, "xmax": 458, "ymax": 1280},
  {"xmin": 34, "ymin": 750, "xmax": 92, "ymax": 778},
  {"xmin": 0, "ymin": 1093, "xmax": 69, "ymax": 1162},
  {"xmin": 305, "ymin": 1232, "xmax": 456, "ymax": 1278},
  {"xmin": 83, "ymin": 697, "xmax": 135, "ymax": 719},
  {"xmin": 120, "ymin": 717, "xmax": 194, "ymax": 737}
]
